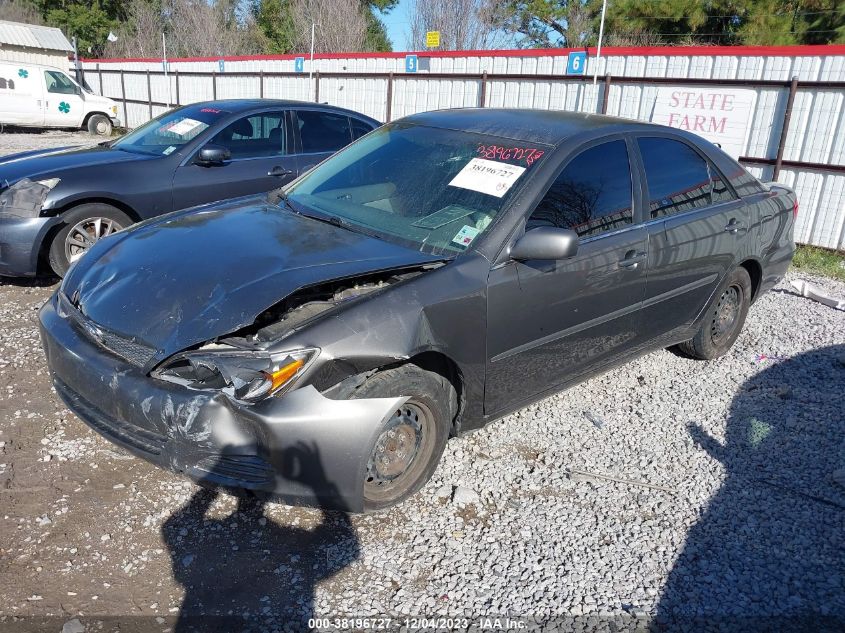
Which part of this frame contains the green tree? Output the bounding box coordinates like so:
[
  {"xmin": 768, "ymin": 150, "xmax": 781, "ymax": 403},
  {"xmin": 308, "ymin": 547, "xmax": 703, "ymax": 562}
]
[
  {"xmin": 251, "ymin": 0, "xmax": 394, "ymax": 53},
  {"xmin": 605, "ymin": 0, "xmax": 845, "ymax": 46},
  {"xmin": 501, "ymin": 0, "xmax": 844, "ymax": 47},
  {"xmin": 364, "ymin": 7, "xmax": 393, "ymax": 51},
  {"xmin": 45, "ymin": 3, "xmax": 118, "ymax": 54},
  {"xmin": 500, "ymin": 0, "xmax": 603, "ymax": 47},
  {"xmin": 251, "ymin": 0, "xmax": 298, "ymax": 53}
]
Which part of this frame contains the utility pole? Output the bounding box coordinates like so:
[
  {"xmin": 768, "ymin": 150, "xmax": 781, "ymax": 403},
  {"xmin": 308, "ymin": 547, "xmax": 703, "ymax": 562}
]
[
  {"xmin": 162, "ymin": 33, "xmax": 171, "ymax": 107},
  {"xmin": 308, "ymin": 22, "xmax": 316, "ymax": 101},
  {"xmin": 71, "ymin": 36, "xmax": 81, "ymax": 84},
  {"xmin": 593, "ymin": 0, "xmax": 608, "ymax": 87}
]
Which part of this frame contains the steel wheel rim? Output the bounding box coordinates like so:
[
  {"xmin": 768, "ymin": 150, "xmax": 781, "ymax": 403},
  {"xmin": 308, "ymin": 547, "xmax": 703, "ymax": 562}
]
[
  {"xmin": 65, "ymin": 217, "xmax": 122, "ymax": 263},
  {"xmin": 95, "ymin": 119, "xmax": 109, "ymax": 134},
  {"xmin": 364, "ymin": 401, "xmax": 435, "ymax": 502},
  {"xmin": 711, "ymin": 284, "xmax": 741, "ymax": 343}
]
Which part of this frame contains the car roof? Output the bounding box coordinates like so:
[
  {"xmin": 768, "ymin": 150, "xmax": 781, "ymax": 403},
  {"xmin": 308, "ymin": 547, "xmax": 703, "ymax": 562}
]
[
  {"xmin": 400, "ymin": 108, "xmax": 670, "ymax": 146},
  {"xmin": 182, "ymin": 99, "xmax": 380, "ymax": 123}
]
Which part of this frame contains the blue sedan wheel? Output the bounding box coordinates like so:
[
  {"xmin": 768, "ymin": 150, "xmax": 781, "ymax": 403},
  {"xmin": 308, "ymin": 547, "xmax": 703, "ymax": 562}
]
[{"xmin": 48, "ymin": 204, "xmax": 131, "ymax": 277}]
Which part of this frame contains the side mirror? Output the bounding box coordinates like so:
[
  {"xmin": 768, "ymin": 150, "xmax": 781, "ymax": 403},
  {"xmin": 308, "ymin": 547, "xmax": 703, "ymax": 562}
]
[
  {"xmin": 510, "ymin": 226, "xmax": 579, "ymax": 261},
  {"xmin": 197, "ymin": 144, "xmax": 231, "ymax": 166}
]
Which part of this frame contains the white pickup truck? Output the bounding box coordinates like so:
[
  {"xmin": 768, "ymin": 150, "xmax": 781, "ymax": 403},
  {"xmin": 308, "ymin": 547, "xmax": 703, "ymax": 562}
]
[{"xmin": 0, "ymin": 61, "xmax": 120, "ymax": 135}]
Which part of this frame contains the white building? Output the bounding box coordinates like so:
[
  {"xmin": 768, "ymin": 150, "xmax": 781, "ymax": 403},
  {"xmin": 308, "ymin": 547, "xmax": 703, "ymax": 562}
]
[{"xmin": 0, "ymin": 20, "xmax": 72, "ymax": 68}]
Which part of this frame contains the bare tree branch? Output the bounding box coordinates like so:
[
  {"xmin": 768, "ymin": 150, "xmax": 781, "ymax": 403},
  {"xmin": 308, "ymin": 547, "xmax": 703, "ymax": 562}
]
[{"xmin": 409, "ymin": 0, "xmax": 513, "ymax": 50}]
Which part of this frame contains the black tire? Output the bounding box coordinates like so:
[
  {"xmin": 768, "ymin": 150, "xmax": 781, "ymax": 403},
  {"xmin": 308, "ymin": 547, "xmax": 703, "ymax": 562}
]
[
  {"xmin": 87, "ymin": 114, "xmax": 112, "ymax": 136},
  {"xmin": 351, "ymin": 364, "xmax": 454, "ymax": 512},
  {"xmin": 48, "ymin": 204, "xmax": 132, "ymax": 277},
  {"xmin": 677, "ymin": 267, "xmax": 752, "ymax": 360}
]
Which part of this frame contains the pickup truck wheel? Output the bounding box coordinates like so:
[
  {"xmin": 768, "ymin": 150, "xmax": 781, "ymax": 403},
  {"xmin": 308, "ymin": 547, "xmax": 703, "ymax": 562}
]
[
  {"xmin": 87, "ymin": 114, "xmax": 112, "ymax": 136},
  {"xmin": 48, "ymin": 204, "xmax": 131, "ymax": 277},
  {"xmin": 678, "ymin": 267, "xmax": 751, "ymax": 360},
  {"xmin": 353, "ymin": 365, "xmax": 453, "ymax": 512}
]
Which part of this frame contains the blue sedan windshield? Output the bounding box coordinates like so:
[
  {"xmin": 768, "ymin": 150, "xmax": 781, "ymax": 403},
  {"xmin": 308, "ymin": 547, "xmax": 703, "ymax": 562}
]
[{"xmin": 113, "ymin": 105, "xmax": 230, "ymax": 156}]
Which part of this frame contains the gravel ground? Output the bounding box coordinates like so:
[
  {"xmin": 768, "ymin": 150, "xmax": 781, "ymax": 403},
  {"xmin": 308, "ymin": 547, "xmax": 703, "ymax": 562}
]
[
  {"xmin": 0, "ymin": 129, "xmax": 93, "ymax": 155},
  {"xmin": 1, "ymin": 131, "xmax": 844, "ymax": 631}
]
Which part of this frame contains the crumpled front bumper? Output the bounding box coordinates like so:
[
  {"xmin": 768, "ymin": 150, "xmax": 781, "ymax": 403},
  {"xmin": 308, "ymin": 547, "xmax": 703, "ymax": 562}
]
[{"xmin": 38, "ymin": 294, "xmax": 406, "ymax": 512}]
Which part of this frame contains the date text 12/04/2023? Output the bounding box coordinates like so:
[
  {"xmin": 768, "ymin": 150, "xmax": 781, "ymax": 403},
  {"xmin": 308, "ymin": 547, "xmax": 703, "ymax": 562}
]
[{"xmin": 307, "ymin": 616, "xmax": 529, "ymax": 630}]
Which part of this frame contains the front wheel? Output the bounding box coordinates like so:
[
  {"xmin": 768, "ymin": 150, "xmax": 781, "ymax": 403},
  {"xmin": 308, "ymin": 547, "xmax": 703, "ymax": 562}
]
[
  {"xmin": 48, "ymin": 204, "xmax": 132, "ymax": 277},
  {"xmin": 677, "ymin": 266, "xmax": 752, "ymax": 360},
  {"xmin": 351, "ymin": 365, "xmax": 453, "ymax": 512},
  {"xmin": 87, "ymin": 114, "xmax": 112, "ymax": 136}
]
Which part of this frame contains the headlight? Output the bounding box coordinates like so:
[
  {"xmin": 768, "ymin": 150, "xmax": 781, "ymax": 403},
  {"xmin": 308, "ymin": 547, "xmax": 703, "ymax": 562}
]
[
  {"xmin": 0, "ymin": 177, "xmax": 61, "ymax": 218},
  {"xmin": 111, "ymin": 105, "xmax": 118, "ymax": 116},
  {"xmin": 154, "ymin": 346, "xmax": 319, "ymax": 402}
]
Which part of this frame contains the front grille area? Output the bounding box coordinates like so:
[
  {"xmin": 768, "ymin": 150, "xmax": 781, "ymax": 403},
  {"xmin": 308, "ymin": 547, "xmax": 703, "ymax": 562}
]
[
  {"xmin": 95, "ymin": 328, "xmax": 158, "ymax": 367},
  {"xmin": 54, "ymin": 377, "xmax": 168, "ymax": 457},
  {"xmin": 60, "ymin": 293, "xmax": 157, "ymax": 367},
  {"xmin": 194, "ymin": 454, "xmax": 274, "ymax": 487}
]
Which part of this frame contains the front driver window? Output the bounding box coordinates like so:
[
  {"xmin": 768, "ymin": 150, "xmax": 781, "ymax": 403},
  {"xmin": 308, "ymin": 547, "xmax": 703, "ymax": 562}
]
[
  {"xmin": 44, "ymin": 70, "xmax": 77, "ymax": 95},
  {"xmin": 209, "ymin": 112, "xmax": 289, "ymax": 159},
  {"xmin": 528, "ymin": 140, "xmax": 634, "ymax": 238}
]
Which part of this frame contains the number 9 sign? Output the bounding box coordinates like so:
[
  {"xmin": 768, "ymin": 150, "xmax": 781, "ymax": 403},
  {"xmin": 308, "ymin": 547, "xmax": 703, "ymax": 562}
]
[{"xmin": 567, "ymin": 52, "xmax": 587, "ymax": 76}]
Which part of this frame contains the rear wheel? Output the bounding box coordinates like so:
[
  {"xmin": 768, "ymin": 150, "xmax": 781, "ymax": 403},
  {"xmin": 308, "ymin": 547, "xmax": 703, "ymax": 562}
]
[
  {"xmin": 351, "ymin": 365, "xmax": 453, "ymax": 512},
  {"xmin": 48, "ymin": 204, "xmax": 131, "ymax": 277},
  {"xmin": 677, "ymin": 267, "xmax": 752, "ymax": 360},
  {"xmin": 87, "ymin": 114, "xmax": 112, "ymax": 136}
]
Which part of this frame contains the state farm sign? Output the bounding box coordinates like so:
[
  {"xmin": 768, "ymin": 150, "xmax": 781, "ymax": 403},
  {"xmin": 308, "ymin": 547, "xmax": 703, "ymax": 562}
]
[{"xmin": 651, "ymin": 87, "xmax": 757, "ymax": 159}]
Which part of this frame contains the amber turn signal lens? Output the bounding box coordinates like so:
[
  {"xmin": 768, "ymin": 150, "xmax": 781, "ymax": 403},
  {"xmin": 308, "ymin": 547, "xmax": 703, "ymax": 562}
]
[{"xmin": 266, "ymin": 359, "xmax": 304, "ymax": 392}]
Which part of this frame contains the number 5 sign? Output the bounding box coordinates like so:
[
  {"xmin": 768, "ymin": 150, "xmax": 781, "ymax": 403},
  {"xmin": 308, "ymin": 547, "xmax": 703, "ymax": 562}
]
[{"xmin": 566, "ymin": 51, "xmax": 587, "ymax": 76}]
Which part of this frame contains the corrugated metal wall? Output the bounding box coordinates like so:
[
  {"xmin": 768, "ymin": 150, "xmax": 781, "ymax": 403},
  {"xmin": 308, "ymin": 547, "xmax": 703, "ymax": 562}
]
[
  {"xmin": 0, "ymin": 45, "xmax": 71, "ymax": 68},
  {"xmin": 81, "ymin": 47, "xmax": 845, "ymax": 250}
]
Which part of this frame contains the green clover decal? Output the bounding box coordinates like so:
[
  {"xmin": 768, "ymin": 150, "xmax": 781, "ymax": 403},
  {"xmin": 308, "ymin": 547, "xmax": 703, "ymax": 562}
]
[
  {"xmin": 18, "ymin": 69, "xmax": 28, "ymax": 78},
  {"xmin": 58, "ymin": 101, "xmax": 70, "ymax": 113}
]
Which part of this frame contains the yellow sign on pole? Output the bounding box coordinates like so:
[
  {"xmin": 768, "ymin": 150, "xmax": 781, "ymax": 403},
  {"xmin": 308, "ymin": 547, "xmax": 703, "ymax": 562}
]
[{"xmin": 426, "ymin": 31, "xmax": 440, "ymax": 48}]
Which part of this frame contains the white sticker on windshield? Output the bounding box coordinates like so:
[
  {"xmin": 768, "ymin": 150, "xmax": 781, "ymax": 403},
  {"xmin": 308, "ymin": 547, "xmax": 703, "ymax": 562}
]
[
  {"xmin": 452, "ymin": 224, "xmax": 480, "ymax": 247},
  {"xmin": 165, "ymin": 118, "xmax": 203, "ymax": 136},
  {"xmin": 448, "ymin": 158, "xmax": 526, "ymax": 198},
  {"xmin": 162, "ymin": 145, "xmax": 176, "ymax": 155}
]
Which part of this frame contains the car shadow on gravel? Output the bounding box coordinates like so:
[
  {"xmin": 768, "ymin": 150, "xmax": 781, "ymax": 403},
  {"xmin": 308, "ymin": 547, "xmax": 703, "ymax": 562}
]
[
  {"xmin": 0, "ymin": 275, "xmax": 59, "ymax": 289},
  {"xmin": 654, "ymin": 344, "xmax": 845, "ymax": 631},
  {"xmin": 161, "ymin": 443, "xmax": 360, "ymax": 632}
]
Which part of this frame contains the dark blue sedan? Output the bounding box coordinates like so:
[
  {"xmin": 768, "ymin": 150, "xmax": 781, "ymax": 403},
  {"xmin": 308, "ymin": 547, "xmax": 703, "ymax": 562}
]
[{"xmin": 0, "ymin": 99, "xmax": 379, "ymax": 277}]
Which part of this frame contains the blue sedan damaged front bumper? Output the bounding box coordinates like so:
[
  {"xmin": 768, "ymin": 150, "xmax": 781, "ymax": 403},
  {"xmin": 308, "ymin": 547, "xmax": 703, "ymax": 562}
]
[{"xmin": 38, "ymin": 294, "xmax": 407, "ymax": 512}]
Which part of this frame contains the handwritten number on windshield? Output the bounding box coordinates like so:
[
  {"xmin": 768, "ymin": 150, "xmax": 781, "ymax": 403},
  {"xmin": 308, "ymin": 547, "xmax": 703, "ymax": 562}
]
[{"xmin": 476, "ymin": 145, "xmax": 545, "ymax": 165}]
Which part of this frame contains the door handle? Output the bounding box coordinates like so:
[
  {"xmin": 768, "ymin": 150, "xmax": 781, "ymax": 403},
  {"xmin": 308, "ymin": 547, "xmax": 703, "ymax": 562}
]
[
  {"xmin": 618, "ymin": 250, "xmax": 646, "ymax": 269},
  {"xmin": 268, "ymin": 166, "xmax": 294, "ymax": 177},
  {"xmin": 724, "ymin": 218, "xmax": 744, "ymax": 234}
]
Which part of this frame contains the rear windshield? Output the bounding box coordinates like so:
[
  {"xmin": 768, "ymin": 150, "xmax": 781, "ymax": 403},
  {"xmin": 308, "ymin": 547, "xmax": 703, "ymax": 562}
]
[
  {"xmin": 113, "ymin": 105, "xmax": 230, "ymax": 156},
  {"xmin": 285, "ymin": 122, "xmax": 550, "ymax": 255}
]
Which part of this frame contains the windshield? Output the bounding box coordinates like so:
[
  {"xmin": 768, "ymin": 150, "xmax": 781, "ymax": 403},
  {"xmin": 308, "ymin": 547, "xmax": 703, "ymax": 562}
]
[
  {"xmin": 285, "ymin": 122, "xmax": 550, "ymax": 255},
  {"xmin": 113, "ymin": 105, "xmax": 230, "ymax": 156}
]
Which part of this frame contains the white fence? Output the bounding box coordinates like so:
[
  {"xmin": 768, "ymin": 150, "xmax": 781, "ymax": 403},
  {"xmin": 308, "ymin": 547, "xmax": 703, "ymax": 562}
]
[{"xmin": 81, "ymin": 45, "xmax": 845, "ymax": 250}]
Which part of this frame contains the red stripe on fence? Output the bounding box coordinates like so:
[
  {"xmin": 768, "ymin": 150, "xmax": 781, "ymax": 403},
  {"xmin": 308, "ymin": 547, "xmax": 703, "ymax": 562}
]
[{"xmin": 84, "ymin": 44, "xmax": 845, "ymax": 65}]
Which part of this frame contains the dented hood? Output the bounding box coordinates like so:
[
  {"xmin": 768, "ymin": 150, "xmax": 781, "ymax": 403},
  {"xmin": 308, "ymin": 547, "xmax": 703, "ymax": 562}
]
[{"xmin": 61, "ymin": 198, "xmax": 442, "ymax": 362}]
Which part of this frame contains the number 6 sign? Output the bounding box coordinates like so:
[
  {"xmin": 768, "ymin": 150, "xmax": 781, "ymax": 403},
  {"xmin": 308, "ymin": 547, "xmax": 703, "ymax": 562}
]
[{"xmin": 567, "ymin": 51, "xmax": 587, "ymax": 76}]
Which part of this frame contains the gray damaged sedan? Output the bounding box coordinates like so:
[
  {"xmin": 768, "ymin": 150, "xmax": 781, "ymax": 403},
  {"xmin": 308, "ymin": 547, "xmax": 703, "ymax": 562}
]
[{"xmin": 39, "ymin": 109, "xmax": 797, "ymax": 512}]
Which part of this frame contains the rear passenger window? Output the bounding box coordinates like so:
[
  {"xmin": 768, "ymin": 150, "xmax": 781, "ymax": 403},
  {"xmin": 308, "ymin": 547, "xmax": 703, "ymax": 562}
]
[
  {"xmin": 296, "ymin": 110, "xmax": 352, "ymax": 153},
  {"xmin": 638, "ymin": 137, "xmax": 735, "ymax": 218},
  {"xmin": 527, "ymin": 140, "xmax": 633, "ymax": 238},
  {"xmin": 350, "ymin": 118, "xmax": 375, "ymax": 140}
]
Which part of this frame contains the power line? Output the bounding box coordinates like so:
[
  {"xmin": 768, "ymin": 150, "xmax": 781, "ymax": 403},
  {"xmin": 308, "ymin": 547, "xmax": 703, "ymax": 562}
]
[
  {"xmin": 650, "ymin": 29, "xmax": 841, "ymax": 37},
  {"xmin": 622, "ymin": 10, "xmax": 842, "ymax": 19}
]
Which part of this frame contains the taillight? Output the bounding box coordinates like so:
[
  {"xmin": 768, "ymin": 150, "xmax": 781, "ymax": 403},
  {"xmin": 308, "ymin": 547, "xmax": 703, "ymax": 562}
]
[{"xmin": 792, "ymin": 199, "xmax": 799, "ymax": 219}]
